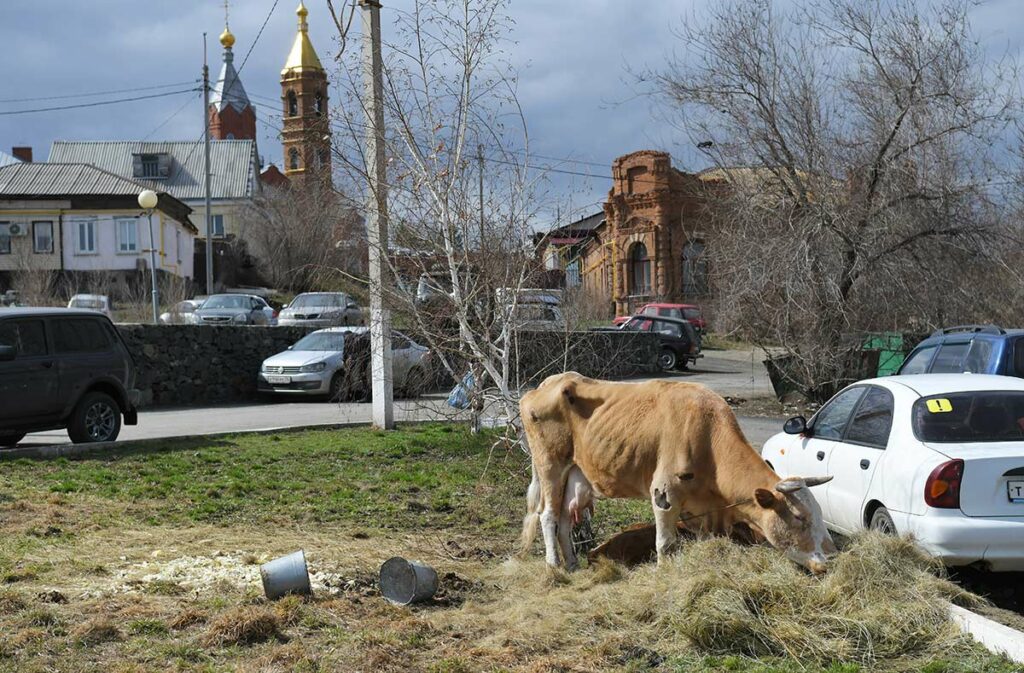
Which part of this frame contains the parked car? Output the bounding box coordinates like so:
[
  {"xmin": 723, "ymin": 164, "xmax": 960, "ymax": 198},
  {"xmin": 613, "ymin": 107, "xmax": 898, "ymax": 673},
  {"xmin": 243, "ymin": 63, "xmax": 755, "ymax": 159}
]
[
  {"xmin": 159, "ymin": 299, "xmax": 202, "ymax": 325},
  {"xmin": 0, "ymin": 308, "xmax": 139, "ymax": 446},
  {"xmin": 761, "ymin": 374, "xmax": 1024, "ymax": 571},
  {"xmin": 67, "ymin": 294, "xmax": 114, "ymax": 321},
  {"xmin": 613, "ymin": 302, "xmax": 707, "ymax": 332},
  {"xmin": 277, "ymin": 292, "xmax": 363, "ymax": 327},
  {"xmin": 496, "ymin": 288, "xmax": 565, "ymax": 331},
  {"xmin": 258, "ymin": 328, "xmax": 432, "ymax": 400},
  {"xmin": 898, "ymin": 325, "xmax": 1024, "ymax": 378},
  {"xmin": 597, "ymin": 315, "xmax": 702, "ymax": 371},
  {"xmin": 193, "ymin": 294, "xmax": 273, "ymax": 325}
]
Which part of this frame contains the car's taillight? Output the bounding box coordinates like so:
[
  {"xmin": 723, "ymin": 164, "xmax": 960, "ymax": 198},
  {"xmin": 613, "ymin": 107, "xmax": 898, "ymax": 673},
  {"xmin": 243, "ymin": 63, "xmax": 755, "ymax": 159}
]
[{"xmin": 924, "ymin": 459, "xmax": 963, "ymax": 509}]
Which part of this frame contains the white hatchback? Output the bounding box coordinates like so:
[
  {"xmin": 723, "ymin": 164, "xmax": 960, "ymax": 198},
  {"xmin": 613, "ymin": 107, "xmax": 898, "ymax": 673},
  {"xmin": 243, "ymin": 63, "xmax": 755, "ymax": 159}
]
[{"xmin": 761, "ymin": 374, "xmax": 1024, "ymax": 571}]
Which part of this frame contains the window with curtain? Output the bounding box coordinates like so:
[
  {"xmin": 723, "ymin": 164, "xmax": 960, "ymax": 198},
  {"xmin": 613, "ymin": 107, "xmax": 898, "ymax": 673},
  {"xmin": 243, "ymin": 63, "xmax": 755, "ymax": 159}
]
[{"xmin": 116, "ymin": 218, "xmax": 138, "ymax": 253}]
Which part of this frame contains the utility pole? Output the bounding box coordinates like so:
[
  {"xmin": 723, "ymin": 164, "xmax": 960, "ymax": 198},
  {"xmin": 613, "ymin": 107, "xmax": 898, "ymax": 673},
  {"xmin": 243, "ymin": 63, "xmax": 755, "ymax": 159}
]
[
  {"xmin": 477, "ymin": 144, "xmax": 485, "ymax": 249},
  {"xmin": 360, "ymin": 0, "xmax": 394, "ymax": 429},
  {"xmin": 202, "ymin": 34, "xmax": 215, "ymax": 296}
]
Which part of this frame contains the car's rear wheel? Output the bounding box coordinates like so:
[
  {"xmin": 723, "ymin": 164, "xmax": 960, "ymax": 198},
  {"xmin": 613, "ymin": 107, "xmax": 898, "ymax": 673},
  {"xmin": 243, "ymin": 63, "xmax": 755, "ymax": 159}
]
[
  {"xmin": 869, "ymin": 506, "xmax": 897, "ymax": 535},
  {"xmin": 658, "ymin": 349, "xmax": 677, "ymax": 371},
  {"xmin": 0, "ymin": 432, "xmax": 25, "ymax": 448},
  {"xmin": 67, "ymin": 392, "xmax": 122, "ymax": 444}
]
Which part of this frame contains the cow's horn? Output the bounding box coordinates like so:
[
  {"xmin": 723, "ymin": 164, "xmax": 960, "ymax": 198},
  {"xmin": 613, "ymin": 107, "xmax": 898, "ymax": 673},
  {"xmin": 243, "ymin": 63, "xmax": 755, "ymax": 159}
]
[
  {"xmin": 775, "ymin": 479, "xmax": 805, "ymax": 493},
  {"xmin": 803, "ymin": 475, "xmax": 833, "ymax": 488}
]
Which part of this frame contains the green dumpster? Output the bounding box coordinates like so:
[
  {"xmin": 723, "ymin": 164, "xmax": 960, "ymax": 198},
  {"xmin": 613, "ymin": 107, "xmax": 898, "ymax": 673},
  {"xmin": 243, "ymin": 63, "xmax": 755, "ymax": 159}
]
[{"xmin": 863, "ymin": 332, "xmax": 905, "ymax": 377}]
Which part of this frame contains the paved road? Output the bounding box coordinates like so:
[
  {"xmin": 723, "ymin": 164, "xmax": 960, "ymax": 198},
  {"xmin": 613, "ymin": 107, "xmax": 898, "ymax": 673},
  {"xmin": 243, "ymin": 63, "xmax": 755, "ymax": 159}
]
[{"xmin": 18, "ymin": 348, "xmax": 782, "ymax": 448}]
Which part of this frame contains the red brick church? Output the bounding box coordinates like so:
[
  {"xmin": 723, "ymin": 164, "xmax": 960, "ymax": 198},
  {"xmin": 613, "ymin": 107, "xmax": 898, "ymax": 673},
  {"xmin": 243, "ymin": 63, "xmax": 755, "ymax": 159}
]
[{"xmin": 540, "ymin": 150, "xmax": 726, "ymax": 316}]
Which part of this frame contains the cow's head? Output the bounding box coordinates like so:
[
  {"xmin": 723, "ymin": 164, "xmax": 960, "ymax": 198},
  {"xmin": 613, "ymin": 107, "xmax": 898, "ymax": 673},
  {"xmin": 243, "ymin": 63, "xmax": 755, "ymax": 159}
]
[{"xmin": 752, "ymin": 476, "xmax": 836, "ymax": 575}]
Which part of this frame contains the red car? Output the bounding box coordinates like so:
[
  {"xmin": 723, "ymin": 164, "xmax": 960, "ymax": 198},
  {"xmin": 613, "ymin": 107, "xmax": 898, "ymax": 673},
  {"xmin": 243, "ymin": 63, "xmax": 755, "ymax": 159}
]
[{"xmin": 613, "ymin": 303, "xmax": 706, "ymax": 331}]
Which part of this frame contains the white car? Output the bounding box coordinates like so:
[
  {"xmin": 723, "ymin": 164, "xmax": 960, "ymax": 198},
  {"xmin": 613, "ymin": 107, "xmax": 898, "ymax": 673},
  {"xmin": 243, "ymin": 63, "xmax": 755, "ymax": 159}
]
[
  {"xmin": 258, "ymin": 327, "xmax": 431, "ymax": 400},
  {"xmin": 761, "ymin": 374, "xmax": 1024, "ymax": 571},
  {"xmin": 67, "ymin": 294, "xmax": 114, "ymax": 321}
]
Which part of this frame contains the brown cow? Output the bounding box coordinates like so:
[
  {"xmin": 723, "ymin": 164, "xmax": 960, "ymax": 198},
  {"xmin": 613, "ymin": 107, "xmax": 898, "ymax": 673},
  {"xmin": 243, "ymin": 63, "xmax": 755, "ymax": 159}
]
[{"xmin": 519, "ymin": 372, "xmax": 837, "ymax": 574}]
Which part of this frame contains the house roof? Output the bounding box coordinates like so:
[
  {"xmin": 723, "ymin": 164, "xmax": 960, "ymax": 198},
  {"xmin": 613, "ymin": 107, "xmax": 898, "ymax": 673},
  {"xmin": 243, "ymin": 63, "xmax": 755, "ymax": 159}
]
[
  {"xmin": 48, "ymin": 140, "xmax": 256, "ymax": 201},
  {"xmin": 0, "ymin": 162, "xmax": 196, "ymax": 233},
  {"xmin": 0, "ymin": 150, "xmax": 22, "ymax": 168},
  {"xmin": 0, "ymin": 162, "xmax": 164, "ymax": 197}
]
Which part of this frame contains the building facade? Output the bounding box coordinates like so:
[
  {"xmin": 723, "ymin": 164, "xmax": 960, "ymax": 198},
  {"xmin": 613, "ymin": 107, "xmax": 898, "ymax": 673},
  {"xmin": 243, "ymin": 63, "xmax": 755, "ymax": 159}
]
[
  {"xmin": 0, "ymin": 163, "xmax": 196, "ymax": 288},
  {"xmin": 541, "ymin": 150, "xmax": 716, "ymax": 316}
]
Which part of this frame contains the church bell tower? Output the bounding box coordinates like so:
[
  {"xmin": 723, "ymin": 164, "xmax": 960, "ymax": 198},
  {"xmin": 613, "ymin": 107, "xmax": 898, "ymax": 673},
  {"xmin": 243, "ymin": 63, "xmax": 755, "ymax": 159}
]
[{"xmin": 280, "ymin": 2, "xmax": 331, "ymax": 180}]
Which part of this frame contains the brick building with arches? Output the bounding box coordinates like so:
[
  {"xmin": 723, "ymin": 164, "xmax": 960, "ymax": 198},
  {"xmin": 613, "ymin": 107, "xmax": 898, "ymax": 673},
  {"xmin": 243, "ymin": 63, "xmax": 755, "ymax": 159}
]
[{"xmin": 540, "ymin": 150, "xmax": 720, "ymax": 316}]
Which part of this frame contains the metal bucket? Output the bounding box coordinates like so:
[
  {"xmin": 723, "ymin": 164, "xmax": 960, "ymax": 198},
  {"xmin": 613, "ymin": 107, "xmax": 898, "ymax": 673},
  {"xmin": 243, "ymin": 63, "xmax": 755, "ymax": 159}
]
[
  {"xmin": 260, "ymin": 550, "xmax": 312, "ymax": 600},
  {"xmin": 379, "ymin": 557, "xmax": 438, "ymax": 605}
]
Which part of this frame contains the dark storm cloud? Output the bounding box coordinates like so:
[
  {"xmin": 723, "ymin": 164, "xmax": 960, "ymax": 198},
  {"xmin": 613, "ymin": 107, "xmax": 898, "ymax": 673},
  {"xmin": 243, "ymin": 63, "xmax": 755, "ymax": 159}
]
[{"xmin": 1, "ymin": 1, "xmax": 1021, "ymax": 225}]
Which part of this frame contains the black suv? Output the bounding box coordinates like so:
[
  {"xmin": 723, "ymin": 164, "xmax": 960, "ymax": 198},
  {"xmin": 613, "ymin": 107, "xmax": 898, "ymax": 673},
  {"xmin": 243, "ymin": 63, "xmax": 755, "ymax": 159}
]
[
  {"xmin": 597, "ymin": 314, "xmax": 703, "ymax": 371},
  {"xmin": 0, "ymin": 308, "xmax": 139, "ymax": 446}
]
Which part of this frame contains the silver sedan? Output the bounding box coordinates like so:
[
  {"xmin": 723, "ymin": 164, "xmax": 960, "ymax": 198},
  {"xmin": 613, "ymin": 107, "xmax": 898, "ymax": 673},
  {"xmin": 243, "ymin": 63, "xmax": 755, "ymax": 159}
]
[
  {"xmin": 277, "ymin": 292, "xmax": 363, "ymax": 328},
  {"xmin": 257, "ymin": 328, "xmax": 431, "ymax": 400}
]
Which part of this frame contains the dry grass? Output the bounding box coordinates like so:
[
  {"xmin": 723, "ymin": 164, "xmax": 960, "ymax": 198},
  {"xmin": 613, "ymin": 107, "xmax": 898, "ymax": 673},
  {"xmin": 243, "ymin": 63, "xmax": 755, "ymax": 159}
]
[
  {"xmin": 439, "ymin": 533, "xmax": 989, "ymax": 671},
  {"xmin": 70, "ymin": 616, "xmax": 121, "ymax": 645},
  {"xmin": 168, "ymin": 607, "xmax": 208, "ymax": 630},
  {"xmin": 201, "ymin": 605, "xmax": 282, "ymax": 647}
]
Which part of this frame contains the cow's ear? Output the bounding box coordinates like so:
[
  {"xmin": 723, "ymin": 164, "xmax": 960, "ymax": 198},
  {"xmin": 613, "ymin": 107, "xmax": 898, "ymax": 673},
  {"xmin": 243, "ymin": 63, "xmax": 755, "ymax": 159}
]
[
  {"xmin": 562, "ymin": 381, "xmax": 577, "ymax": 405},
  {"xmin": 754, "ymin": 488, "xmax": 776, "ymax": 509}
]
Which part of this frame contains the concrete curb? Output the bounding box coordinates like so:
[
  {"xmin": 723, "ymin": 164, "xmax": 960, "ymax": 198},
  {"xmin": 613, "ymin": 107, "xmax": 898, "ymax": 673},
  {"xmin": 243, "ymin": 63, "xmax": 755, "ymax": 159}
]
[
  {"xmin": 0, "ymin": 418, "xmax": 453, "ymax": 461},
  {"xmin": 949, "ymin": 602, "xmax": 1024, "ymax": 663}
]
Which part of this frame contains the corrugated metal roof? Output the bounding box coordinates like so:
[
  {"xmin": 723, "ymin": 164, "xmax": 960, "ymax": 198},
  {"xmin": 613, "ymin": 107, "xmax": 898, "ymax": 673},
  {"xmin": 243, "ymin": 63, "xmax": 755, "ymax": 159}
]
[
  {"xmin": 0, "ymin": 162, "xmax": 159, "ymax": 196},
  {"xmin": 48, "ymin": 139, "xmax": 255, "ymax": 201}
]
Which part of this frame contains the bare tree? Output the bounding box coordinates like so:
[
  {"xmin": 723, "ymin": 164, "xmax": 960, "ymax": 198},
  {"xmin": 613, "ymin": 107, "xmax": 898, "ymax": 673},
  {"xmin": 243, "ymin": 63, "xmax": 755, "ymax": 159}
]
[
  {"xmin": 656, "ymin": 0, "xmax": 1021, "ymax": 399},
  {"xmin": 327, "ymin": 0, "xmax": 554, "ymax": 425},
  {"xmin": 239, "ymin": 178, "xmax": 365, "ymax": 294}
]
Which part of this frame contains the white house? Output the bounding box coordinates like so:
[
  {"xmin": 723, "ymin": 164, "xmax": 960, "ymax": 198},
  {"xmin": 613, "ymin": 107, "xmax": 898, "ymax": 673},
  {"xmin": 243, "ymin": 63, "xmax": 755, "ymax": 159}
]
[{"xmin": 0, "ymin": 162, "xmax": 196, "ymax": 285}]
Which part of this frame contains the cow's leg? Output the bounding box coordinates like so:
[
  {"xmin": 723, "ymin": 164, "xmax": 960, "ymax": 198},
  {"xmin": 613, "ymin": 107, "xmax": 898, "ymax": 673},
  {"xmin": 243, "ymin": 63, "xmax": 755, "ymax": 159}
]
[
  {"xmin": 557, "ymin": 506, "xmax": 577, "ymax": 570},
  {"xmin": 650, "ymin": 478, "xmax": 683, "ymax": 564},
  {"xmin": 536, "ymin": 461, "xmax": 568, "ymax": 567}
]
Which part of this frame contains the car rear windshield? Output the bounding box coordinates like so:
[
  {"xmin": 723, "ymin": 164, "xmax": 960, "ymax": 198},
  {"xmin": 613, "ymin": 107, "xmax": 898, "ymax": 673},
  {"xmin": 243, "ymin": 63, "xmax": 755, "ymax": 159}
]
[
  {"xmin": 291, "ymin": 293, "xmax": 346, "ymax": 308},
  {"xmin": 292, "ymin": 333, "xmax": 347, "ymax": 351},
  {"xmin": 913, "ymin": 391, "xmax": 1024, "ymax": 443}
]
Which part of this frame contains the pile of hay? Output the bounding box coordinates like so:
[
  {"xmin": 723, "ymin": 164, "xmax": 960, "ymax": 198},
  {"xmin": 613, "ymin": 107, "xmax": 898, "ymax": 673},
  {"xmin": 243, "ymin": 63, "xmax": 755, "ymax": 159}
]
[{"xmin": 445, "ymin": 533, "xmax": 983, "ymax": 670}]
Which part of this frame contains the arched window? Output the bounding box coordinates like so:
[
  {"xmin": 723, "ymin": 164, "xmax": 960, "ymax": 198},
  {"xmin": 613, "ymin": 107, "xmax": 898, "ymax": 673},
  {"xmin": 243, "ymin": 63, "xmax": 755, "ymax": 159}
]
[
  {"xmin": 314, "ymin": 91, "xmax": 323, "ymax": 116},
  {"xmin": 226, "ymin": 133, "xmax": 235, "ymax": 140},
  {"xmin": 288, "ymin": 148, "xmax": 300, "ymax": 171},
  {"xmin": 682, "ymin": 240, "xmax": 708, "ymax": 296},
  {"xmin": 287, "ymin": 90, "xmax": 298, "ymax": 117},
  {"xmin": 629, "ymin": 242, "xmax": 651, "ymax": 296}
]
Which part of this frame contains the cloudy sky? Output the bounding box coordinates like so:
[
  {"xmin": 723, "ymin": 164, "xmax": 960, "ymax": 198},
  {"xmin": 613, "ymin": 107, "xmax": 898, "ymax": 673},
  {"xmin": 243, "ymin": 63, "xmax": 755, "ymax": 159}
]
[{"xmin": 2, "ymin": 0, "xmax": 1022, "ymax": 225}]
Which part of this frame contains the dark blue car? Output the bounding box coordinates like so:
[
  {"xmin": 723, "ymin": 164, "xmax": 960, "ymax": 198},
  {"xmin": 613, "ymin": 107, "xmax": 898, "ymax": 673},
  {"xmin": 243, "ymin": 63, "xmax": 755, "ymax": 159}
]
[{"xmin": 898, "ymin": 325, "xmax": 1024, "ymax": 377}]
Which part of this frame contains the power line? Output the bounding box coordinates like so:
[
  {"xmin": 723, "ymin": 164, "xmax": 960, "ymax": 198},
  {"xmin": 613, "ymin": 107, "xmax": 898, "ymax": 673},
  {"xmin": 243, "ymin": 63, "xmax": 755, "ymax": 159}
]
[
  {"xmin": 143, "ymin": 90, "xmax": 203, "ymax": 141},
  {"xmin": 0, "ymin": 89, "xmax": 199, "ymax": 117},
  {"xmin": 238, "ymin": 0, "xmax": 281, "ymax": 74},
  {"xmin": 0, "ymin": 80, "xmax": 199, "ymax": 104}
]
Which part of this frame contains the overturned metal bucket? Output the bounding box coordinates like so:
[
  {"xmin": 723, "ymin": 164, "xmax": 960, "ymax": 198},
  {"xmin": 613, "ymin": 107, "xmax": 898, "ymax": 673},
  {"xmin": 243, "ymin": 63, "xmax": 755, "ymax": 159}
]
[
  {"xmin": 379, "ymin": 557, "xmax": 438, "ymax": 605},
  {"xmin": 260, "ymin": 550, "xmax": 312, "ymax": 600}
]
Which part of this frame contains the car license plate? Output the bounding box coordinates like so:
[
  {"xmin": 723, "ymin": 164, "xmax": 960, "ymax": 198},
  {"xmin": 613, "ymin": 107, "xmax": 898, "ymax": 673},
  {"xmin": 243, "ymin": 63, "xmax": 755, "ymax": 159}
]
[
  {"xmin": 266, "ymin": 375, "xmax": 291, "ymax": 385},
  {"xmin": 1009, "ymin": 480, "xmax": 1024, "ymax": 503}
]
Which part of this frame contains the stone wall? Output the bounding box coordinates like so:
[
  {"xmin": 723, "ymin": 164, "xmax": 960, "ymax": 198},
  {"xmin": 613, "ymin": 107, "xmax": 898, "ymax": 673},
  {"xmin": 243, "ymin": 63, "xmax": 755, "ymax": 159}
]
[
  {"xmin": 116, "ymin": 325, "xmax": 659, "ymax": 408},
  {"xmin": 117, "ymin": 325, "xmax": 314, "ymax": 407}
]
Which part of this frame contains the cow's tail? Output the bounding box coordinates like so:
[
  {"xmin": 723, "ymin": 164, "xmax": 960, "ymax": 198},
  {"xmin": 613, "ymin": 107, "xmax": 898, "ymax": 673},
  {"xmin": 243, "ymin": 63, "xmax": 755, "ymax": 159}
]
[{"xmin": 518, "ymin": 457, "xmax": 543, "ymax": 558}]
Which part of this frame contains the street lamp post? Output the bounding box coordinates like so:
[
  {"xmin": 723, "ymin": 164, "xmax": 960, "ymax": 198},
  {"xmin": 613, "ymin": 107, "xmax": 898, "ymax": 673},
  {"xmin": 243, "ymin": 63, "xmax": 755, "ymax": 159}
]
[{"xmin": 137, "ymin": 189, "xmax": 160, "ymax": 324}]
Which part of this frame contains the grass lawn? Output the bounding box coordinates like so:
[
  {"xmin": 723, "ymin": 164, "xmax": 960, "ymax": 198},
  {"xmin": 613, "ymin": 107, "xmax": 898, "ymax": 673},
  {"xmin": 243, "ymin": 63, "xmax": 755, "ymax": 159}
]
[{"xmin": 0, "ymin": 424, "xmax": 1019, "ymax": 672}]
